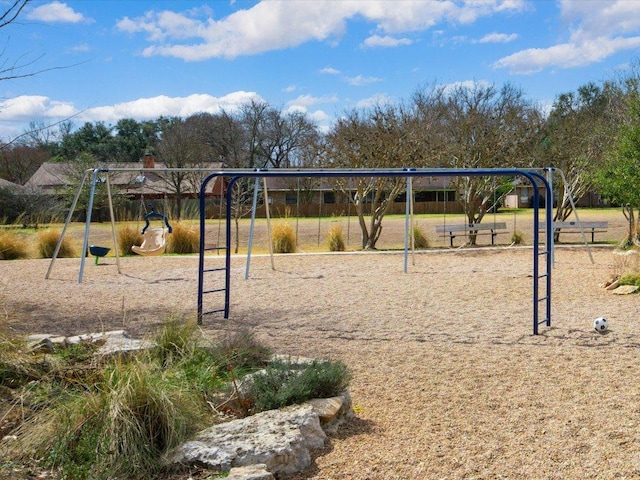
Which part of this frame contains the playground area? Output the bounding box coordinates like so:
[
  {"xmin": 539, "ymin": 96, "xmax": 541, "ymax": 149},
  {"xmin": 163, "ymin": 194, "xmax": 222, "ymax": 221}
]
[{"xmin": 2, "ymin": 241, "xmax": 640, "ymax": 478}]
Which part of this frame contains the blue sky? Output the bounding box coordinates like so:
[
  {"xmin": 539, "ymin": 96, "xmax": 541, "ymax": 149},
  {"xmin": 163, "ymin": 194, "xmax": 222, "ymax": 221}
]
[{"xmin": 1, "ymin": 0, "xmax": 640, "ymax": 141}]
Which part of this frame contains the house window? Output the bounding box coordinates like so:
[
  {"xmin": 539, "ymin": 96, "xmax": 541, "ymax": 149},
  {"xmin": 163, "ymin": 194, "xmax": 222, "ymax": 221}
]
[
  {"xmin": 285, "ymin": 193, "xmax": 297, "ymax": 205},
  {"xmin": 323, "ymin": 192, "xmax": 335, "ymax": 204}
]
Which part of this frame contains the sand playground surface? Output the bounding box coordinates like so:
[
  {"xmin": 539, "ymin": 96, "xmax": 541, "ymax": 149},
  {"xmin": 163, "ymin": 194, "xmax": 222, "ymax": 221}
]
[{"xmin": 2, "ymin": 245, "xmax": 640, "ymax": 479}]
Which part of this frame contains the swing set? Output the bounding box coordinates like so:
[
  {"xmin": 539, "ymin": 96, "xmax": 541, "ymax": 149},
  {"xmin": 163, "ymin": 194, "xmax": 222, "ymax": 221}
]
[
  {"xmin": 45, "ymin": 165, "xmax": 596, "ymax": 336},
  {"xmin": 197, "ymin": 167, "xmax": 554, "ymax": 335}
]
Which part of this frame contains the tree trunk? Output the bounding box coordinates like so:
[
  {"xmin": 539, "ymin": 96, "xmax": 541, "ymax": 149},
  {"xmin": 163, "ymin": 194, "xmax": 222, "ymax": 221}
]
[{"xmin": 621, "ymin": 205, "xmax": 638, "ymax": 248}]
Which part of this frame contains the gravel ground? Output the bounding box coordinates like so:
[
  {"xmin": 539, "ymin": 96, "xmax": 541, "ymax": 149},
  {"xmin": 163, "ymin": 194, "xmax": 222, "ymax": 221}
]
[{"xmin": 2, "ymin": 244, "xmax": 640, "ymax": 479}]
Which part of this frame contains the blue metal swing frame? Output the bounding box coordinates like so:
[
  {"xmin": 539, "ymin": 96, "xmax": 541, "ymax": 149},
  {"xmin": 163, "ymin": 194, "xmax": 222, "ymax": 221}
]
[{"xmin": 198, "ymin": 168, "xmax": 553, "ymax": 335}]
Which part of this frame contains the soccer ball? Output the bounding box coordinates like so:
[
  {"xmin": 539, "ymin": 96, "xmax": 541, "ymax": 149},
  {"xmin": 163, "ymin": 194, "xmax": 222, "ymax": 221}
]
[{"xmin": 594, "ymin": 317, "xmax": 608, "ymax": 332}]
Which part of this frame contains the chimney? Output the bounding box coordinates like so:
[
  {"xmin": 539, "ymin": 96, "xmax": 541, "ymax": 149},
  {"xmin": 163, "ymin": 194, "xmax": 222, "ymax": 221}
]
[{"xmin": 142, "ymin": 152, "xmax": 155, "ymax": 169}]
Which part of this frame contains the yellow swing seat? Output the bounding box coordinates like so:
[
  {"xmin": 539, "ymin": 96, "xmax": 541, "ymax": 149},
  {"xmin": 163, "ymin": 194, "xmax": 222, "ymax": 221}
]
[
  {"xmin": 132, "ymin": 208, "xmax": 172, "ymax": 256},
  {"xmin": 132, "ymin": 227, "xmax": 167, "ymax": 256}
]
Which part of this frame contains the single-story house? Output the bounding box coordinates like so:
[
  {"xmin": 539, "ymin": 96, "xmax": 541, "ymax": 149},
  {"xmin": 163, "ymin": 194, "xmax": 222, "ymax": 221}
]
[
  {"xmin": 25, "ymin": 155, "xmax": 225, "ymax": 200},
  {"xmin": 503, "ymin": 176, "xmax": 606, "ymax": 209}
]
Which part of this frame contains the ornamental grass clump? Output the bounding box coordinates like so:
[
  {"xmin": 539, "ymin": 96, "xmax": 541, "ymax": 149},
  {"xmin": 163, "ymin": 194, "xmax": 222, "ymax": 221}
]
[
  {"xmin": 411, "ymin": 225, "xmax": 429, "ymax": 249},
  {"xmin": 272, "ymin": 223, "xmax": 296, "ymax": 253},
  {"xmin": 168, "ymin": 222, "xmax": 199, "ymax": 254},
  {"xmin": 327, "ymin": 225, "xmax": 345, "ymax": 252},
  {"xmin": 511, "ymin": 230, "xmax": 524, "ymax": 245},
  {"xmin": 0, "ymin": 230, "xmax": 29, "ymax": 260},
  {"xmin": 118, "ymin": 224, "xmax": 143, "ymax": 255},
  {"xmin": 209, "ymin": 329, "xmax": 272, "ymax": 372},
  {"xmin": 41, "ymin": 360, "xmax": 205, "ymax": 480},
  {"xmin": 37, "ymin": 229, "xmax": 75, "ymax": 258}
]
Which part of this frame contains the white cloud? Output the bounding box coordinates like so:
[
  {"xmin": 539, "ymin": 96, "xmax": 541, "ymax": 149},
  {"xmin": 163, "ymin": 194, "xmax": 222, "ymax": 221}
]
[
  {"xmin": 82, "ymin": 92, "xmax": 263, "ymax": 123},
  {"xmin": 0, "ymin": 92, "xmax": 263, "ymax": 137},
  {"xmin": 71, "ymin": 43, "xmax": 90, "ymax": 53},
  {"xmin": 0, "ymin": 96, "xmax": 77, "ymax": 121},
  {"xmin": 493, "ymin": 36, "xmax": 640, "ymax": 74},
  {"xmin": 286, "ymin": 94, "xmax": 338, "ymax": 109},
  {"xmin": 115, "ymin": 0, "xmax": 525, "ymax": 61},
  {"xmin": 319, "ymin": 67, "xmax": 341, "ymax": 75},
  {"xmin": 494, "ymin": 0, "xmax": 640, "ymax": 74},
  {"xmin": 477, "ymin": 32, "xmax": 518, "ymax": 44},
  {"xmin": 355, "ymin": 93, "xmax": 393, "ymax": 109},
  {"xmin": 346, "ymin": 75, "xmax": 383, "ymax": 87},
  {"xmin": 26, "ymin": 1, "xmax": 88, "ymax": 23},
  {"xmin": 363, "ymin": 35, "xmax": 413, "ymax": 48}
]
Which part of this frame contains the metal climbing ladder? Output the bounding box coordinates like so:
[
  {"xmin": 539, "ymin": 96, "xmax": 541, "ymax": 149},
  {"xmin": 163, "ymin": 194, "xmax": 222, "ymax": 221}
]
[
  {"xmin": 533, "ymin": 208, "xmax": 552, "ymax": 335},
  {"xmin": 197, "ymin": 175, "xmax": 231, "ymax": 324}
]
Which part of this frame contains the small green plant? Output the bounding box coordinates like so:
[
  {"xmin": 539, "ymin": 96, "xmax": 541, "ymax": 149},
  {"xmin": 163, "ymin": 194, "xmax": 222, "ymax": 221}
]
[
  {"xmin": 326, "ymin": 225, "xmax": 345, "ymax": 252},
  {"xmin": 511, "ymin": 231, "xmax": 524, "ymax": 245},
  {"xmin": 244, "ymin": 358, "xmax": 351, "ymax": 413},
  {"xmin": 619, "ymin": 273, "xmax": 640, "ymax": 287},
  {"xmin": 168, "ymin": 222, "xmax": 199, "ymax": 254},
  {"xmin": 37, "ymin": 229, "xmax": 75, "ymax": 258},
  {"xmin": 118, "ymin": 224, "xmax": 143, "ymax": 255},
  {"xmin": 272, "ymin": 223, "xmax": 296, "ymax": 253},
  {"xmin": 0, "ymin": 230, "xmax": 29, "ymax": 260},
  {"xmin": 411, "ymin": 226, "xmax": 429, "ymax": 249}
]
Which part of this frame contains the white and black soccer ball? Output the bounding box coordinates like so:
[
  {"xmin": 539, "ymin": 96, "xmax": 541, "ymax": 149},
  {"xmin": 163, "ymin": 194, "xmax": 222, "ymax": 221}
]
[{"xmin": 594, "ymin": 317, "xmax": 608, "ymax": 332}]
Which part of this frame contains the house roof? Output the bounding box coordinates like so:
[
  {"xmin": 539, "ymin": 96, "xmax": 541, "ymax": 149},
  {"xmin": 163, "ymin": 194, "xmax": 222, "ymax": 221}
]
[
  {"xmin": 0, "ymin": 177, "xmax": 24, "ymax": 191},
  {"xmin": 25, "ymin": 161, "xmax": 224, "ymax": 196}
]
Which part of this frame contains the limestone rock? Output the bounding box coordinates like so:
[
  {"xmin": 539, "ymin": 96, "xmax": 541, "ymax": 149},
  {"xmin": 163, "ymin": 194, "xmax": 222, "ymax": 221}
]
[
  {"xmin": 66, "ymin": 330, "xmax": 129, "ymax": 345},
  {"xmin": 227, "ymin": 464, "xmax": 274, "ymax": 480},
  {"xmin": 612, "ymin": 285, "xmax": 640, "ymax": 295},
  {"xmin": 306, "ymin": 392, "xmax": 354, "ymax": 434},
  {"xmin": 26, "ymin": 336, "xmax": 55, "ymax": 353},
  {"xmin": 167, "ymin": 404, "xmax": 326, "ymax": 477},
  {"xmin": 93, "ymin": 334, "xmax": 154, "ymax": 356},
  {"xmin": 605, "ymin": 279, "xmax": 620, "ymax": 291}
]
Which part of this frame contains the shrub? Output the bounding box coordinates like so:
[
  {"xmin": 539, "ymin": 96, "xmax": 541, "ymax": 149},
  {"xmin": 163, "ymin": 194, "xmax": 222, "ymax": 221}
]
[
  {"xmin": 168, "ymin": 222, "xmax": 199, "ymax": 254},
  {"xmin": 209, "ymin": 329, "xmax": 272, "ymax": 372},
  {"xmin": 619, "ymin": 273, "xmax": 640, "ymax": 287},
  {"xmin": 326, "ymin": 225, "xmax": 345, "ymax": 252},
  {"xmin": 411, "ymin": 226, "xmax": 429, "ymax": 249},
  {"xmin": 511, "ymin": 231, "xmax": 524, "ymax": 245},
  {"xmin": 272, "ymin": 223, "xmax": 296, "ymax": 253},
  {"xmin": 0, "ymin": 230, "xmax": 29, "ymax": 260},
  {"xmin": 37, "ymin": 229, "xmax": 75, "ymax": 258},
  {"xmin": 244, "ymin": 358, "xmax": 351, "ymax": 413},
  {"xmin": 118, "ymin": 225, "xmax": 143, "ymax": 255}
]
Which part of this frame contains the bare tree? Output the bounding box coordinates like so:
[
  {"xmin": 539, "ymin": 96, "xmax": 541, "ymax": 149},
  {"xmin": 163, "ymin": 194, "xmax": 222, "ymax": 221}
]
[
  {"xmin": 412, "ymin": 82, "xmax": 543, "ymax": 244},
  {"xmin": 156, "ymin": 117, "xmax": 213, "ymax": 220},
  {"xmin": 324, "ymin": 104, "xmax": 414, "ymax": 249}
]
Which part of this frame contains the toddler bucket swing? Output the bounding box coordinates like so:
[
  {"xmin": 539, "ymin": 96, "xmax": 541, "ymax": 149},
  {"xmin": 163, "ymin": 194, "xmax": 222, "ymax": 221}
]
[{"xmin": 132, "ymin": 207, "xmax": 173, "ymax": 256}]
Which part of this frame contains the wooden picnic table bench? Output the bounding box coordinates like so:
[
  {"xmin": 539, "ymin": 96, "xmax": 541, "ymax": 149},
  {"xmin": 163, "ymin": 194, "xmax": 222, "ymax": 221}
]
[
  {"xmin": 435, "ymin": 222, "xmax": 508, "ymax": 247},
  {"xmin": 542, "ymin": 221, "xmax": 608, "ymax": 243}
]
